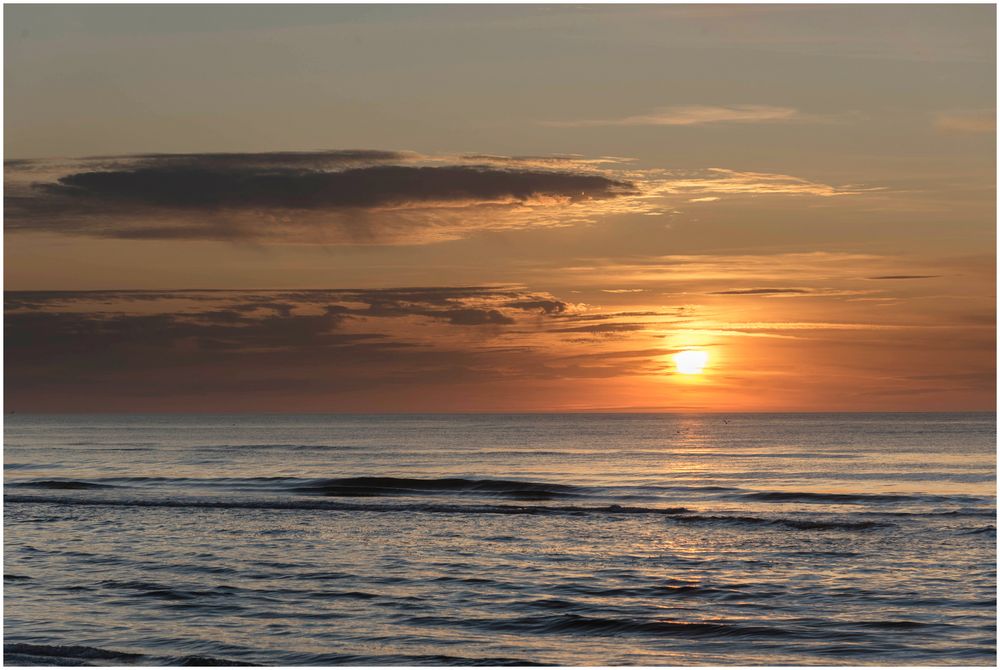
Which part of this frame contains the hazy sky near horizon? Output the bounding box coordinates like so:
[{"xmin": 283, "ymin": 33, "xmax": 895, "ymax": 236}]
[{"xmin": 4, "ymin": 4, "xmax": 996, "ymax": 412}]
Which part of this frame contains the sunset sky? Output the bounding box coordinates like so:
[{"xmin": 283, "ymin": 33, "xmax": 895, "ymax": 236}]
[{"xmin": 4, "ymin": 4, "xmax": 996, "ymax": 412}]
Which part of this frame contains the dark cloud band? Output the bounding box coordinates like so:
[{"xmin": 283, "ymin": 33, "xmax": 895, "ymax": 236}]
[
  {"xmin": 6, "ymin": 151, "xmax": 637, "ymax": 243},
  {"xmin": 40, "ymin": 165, "xmax": 631, "ymax": 210}
]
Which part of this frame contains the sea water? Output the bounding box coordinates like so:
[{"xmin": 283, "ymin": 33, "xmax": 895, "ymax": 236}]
[{"xmin": 4, "ymin": 413, "xmax": 996, "ymax": 665}]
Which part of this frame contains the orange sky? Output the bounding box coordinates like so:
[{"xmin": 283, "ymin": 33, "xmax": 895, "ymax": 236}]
[{"xmin": 4, "ymin": 5, "xmax": 995, "ymax": 412}]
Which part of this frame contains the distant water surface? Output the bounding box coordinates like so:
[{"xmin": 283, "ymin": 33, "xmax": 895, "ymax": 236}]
[{"xmin": 4, "ymin": 413, "xmax": 996, "ymax": 665}]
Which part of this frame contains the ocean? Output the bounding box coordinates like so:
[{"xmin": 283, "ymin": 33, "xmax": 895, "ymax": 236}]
[{"xmin": 3, "ymin": 413, "xmax": 996, "ymax": 666}]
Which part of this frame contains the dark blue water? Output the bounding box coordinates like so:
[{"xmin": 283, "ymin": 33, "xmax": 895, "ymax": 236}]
[{"xmin": 4, "ymin": 413, "xmax": 996, "ymax": 665}]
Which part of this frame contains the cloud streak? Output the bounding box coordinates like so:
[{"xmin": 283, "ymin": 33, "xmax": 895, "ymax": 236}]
[
  {"xmin": 653, "ymin": 168, "xmax": 874, "ymax": 198},
  {"xmin": 546, "ymin": 104, "xmax": 805, "ymax": 127},
  {"xmin": 935, "ymin": 110, "xmax": 995, "ymax": 134},
  {"xmin": 710, "ymin": 288, "xmax": 811, "ymax": 295}
]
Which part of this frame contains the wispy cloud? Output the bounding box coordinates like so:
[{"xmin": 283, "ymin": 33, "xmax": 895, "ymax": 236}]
[
  {"xmin": 709, "ymin": 287, "xmax": 875, "ymax": 298},
  {"xmin": 553, "ymin": 252, "xmax": 937, "ymax": 287},
  {"xmin": 545, "ymin": 104, "xmax": 809, "ymax": 128},
  {"xmin": 935, "ymin": 110, "xmax": 996, "ymax": 134},
  {"xmin": 710, "ymin": 288, "xmax": 810, "ymax": 296},
  {"xmin": 653, "ymin": 168, "xmax": 875, "ymax": 198}
]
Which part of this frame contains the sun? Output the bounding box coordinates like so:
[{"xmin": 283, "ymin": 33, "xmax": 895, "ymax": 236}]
[{"xmin": 673, "ymin": 349, "xmax": 709, "ymax": 375}]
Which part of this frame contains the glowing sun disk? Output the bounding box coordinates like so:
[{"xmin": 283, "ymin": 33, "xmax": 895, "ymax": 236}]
[{"xmin": 673, "ymin": 349, "xmax": 709, "ymax": 375}]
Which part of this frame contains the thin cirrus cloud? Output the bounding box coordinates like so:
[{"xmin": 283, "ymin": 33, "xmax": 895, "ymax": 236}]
[
  {"xmin": 652, "ymin": 168, "xmax": 875, "ymax": 198},
  {"xmin": 555, "ymin": 252, "xmax": 929, "ymax": 285},
  {"xmin": 710, "ymin": 288, "xmax": 811, "ymax": 295},
  {"xmin": 708, "ymin": 287, "xmax": 876, "ymax": 298},
  {"xmin": 545, "ymin": 104, "xmax": 807, "ymax": 127},
  {"xmin": 934, "ymin": 110, "xmax": 996, "ymax": 134}
]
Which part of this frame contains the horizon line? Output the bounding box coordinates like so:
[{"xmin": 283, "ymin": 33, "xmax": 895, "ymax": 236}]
[{"xmin": 5, "ymin": 409, "xmax": 996, "ymax": 416}]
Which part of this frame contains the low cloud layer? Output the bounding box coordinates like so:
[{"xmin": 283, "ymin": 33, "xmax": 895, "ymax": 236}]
[
  {"xmin": 4, "ymin": 287, "xmax": 684, "ymax": 411},
  {"xmin": 5, "ymin": 274, "xmax": 993, "ymax": 411}
]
